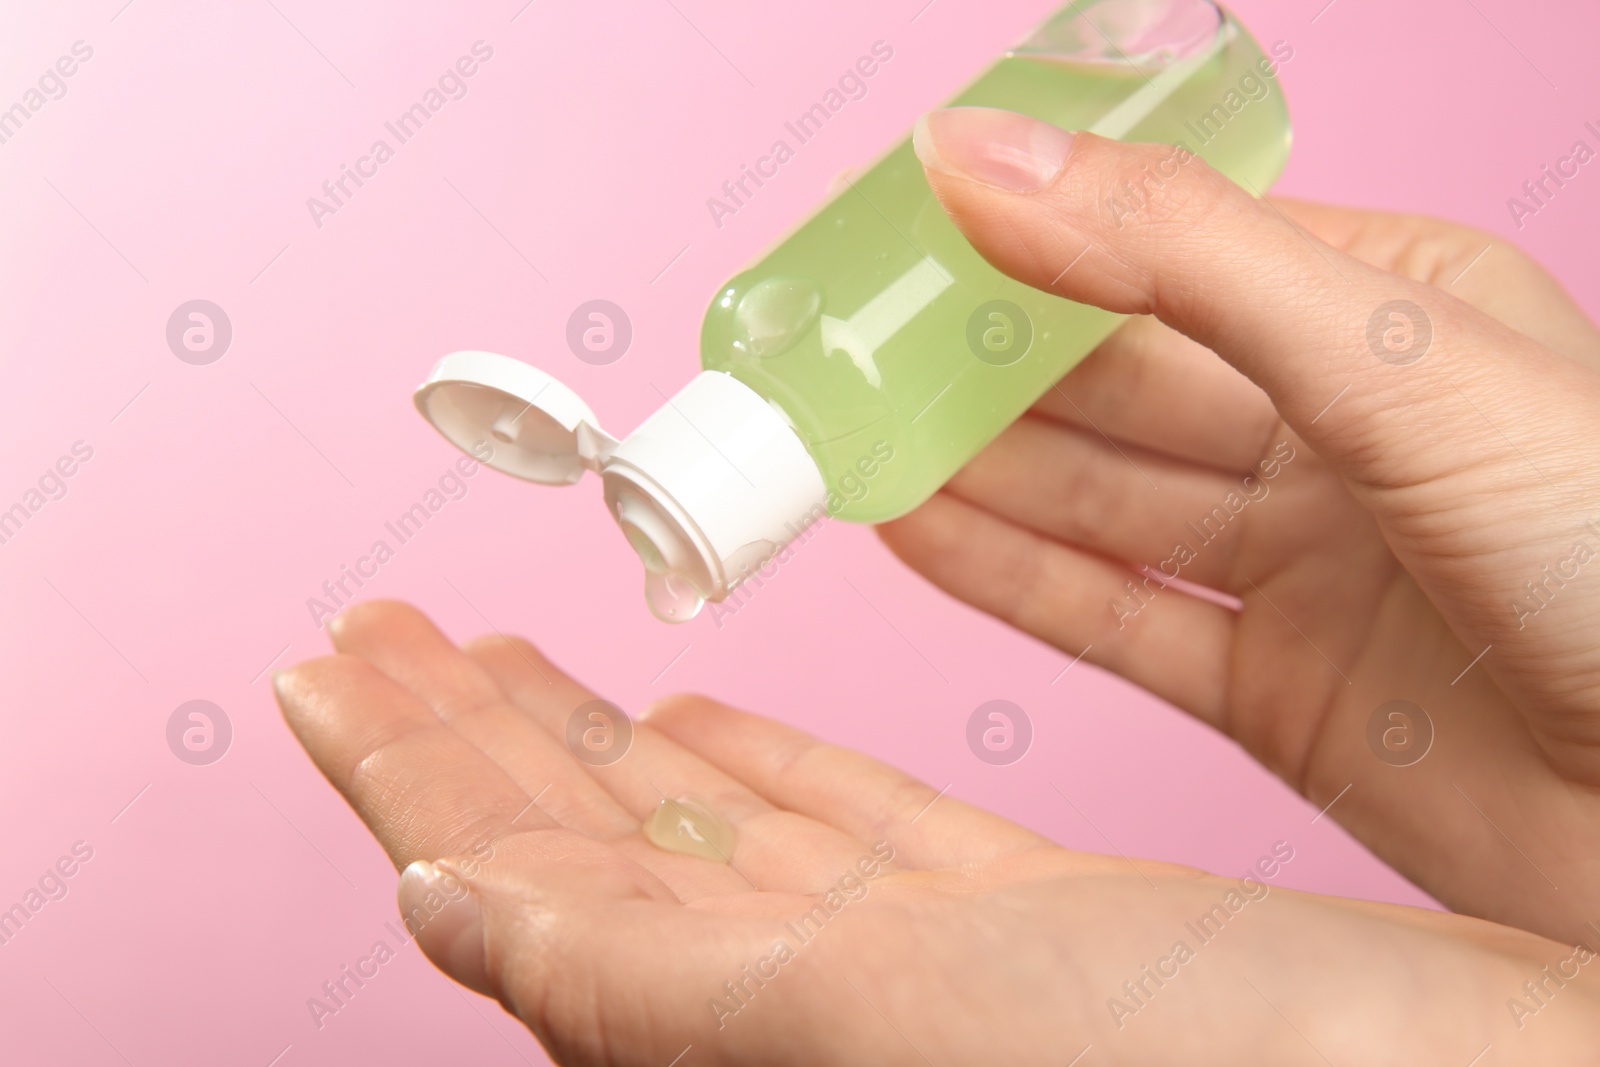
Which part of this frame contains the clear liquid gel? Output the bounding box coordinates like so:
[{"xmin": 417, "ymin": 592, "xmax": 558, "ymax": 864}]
[
  {"xmin": 413, "ymin": 0, "xmax": 1291, "ymax": 621},
  {"xmin": 643, "ymin": 797, "xmax": 737, "ymax": 862},
  {"xmin": 644, "ymin": 571, "xmax": 704, "ymax": 623}
]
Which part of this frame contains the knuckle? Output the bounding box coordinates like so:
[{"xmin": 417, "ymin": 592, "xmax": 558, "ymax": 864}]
[
  {"xmin": 1090, "ymin": 140, "xmax": 1235, "ymax": 236},
  {"xmin": 876, "ymin": 776, "xmax": 939, "ymax": 835},
  {"xmin": 1047, "ymin": 435, "xmax": 1128, "ymax": 546},
  {"xmin": 1391, "ymin": 218, "xmax": 1494, "ymax": 286}
]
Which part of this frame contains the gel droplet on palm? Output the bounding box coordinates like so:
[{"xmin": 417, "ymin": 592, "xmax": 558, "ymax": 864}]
[
  {"xmin": 644, "ymin": 571, "xmax": 704, "ymax": 622},
  {"xmin": 644, "ymin": 796, "xmax": 736, "ymax": 863}
]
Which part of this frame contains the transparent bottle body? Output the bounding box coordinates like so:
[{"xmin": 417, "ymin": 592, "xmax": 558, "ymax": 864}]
[{"xmin": 699, "ymin": 0, "xmax": 1291, "ymax": 523}]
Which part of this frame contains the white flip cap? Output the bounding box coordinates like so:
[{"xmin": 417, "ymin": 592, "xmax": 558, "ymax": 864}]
[{"xmin": 414, "ymin": 352, "xmax": 829, "ymax": 621}]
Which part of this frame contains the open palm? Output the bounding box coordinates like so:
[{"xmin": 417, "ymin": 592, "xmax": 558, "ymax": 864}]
[{"xmin": 276, "ymin": 601, "xmax": 1594, "ymax": 1065}]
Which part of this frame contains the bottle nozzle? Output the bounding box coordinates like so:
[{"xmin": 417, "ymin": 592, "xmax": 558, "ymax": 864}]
[{"xmin": 416, "ymin": 354, "xmax": 827, "ymax": 623}]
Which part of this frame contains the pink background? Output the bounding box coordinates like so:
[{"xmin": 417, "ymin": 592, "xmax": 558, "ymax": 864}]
[{"xmin": 1, "ymin": 0, "xmax": 1594, "ymax": 1063}]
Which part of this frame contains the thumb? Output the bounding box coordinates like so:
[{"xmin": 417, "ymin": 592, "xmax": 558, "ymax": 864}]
[
  {"xmin": 910, "ymin": 106, "xmax": 1570, "ymax": 491},
  {"xmin": 397, "ymin": 859, "xmax": 494, "ymax": 996}
]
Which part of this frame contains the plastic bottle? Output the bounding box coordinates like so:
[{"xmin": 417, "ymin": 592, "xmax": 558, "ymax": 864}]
[{"xmin": 415, "ymin": 0, "xmax": 1291, "ymax": 622}]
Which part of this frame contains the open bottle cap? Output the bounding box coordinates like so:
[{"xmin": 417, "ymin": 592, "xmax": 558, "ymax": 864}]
[
  {"xmin": 413, "ymin": 350, "xmax": 619, "ymax": 485},
  {"xmin": 413, "ymin": 351, "xmax": 829, "ymax": 623}
]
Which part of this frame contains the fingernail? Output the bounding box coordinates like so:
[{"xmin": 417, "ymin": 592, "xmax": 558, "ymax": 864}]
[
  {"xmin": 397, "ymin": 860, "xmax": 493, "ymax": 997},
  {"xmin": 912, "ymin": 107, "xmax": 1074, "ymax": 193}
]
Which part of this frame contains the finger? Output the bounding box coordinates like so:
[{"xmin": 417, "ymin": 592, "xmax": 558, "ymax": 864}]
[
  {"xmin": 327, "ymin": 601, "xmax": 636, "ymax": 840},
  {"xmin": 879, "ymin": 491, "xmax": 1235, "ymax": 728},
  {"xmin": 1030, "ymin": 202, "xmax": 1599, "ymax": 495},
  {"xmin": 434, "ymin": 834, "xmax": 829, "ymax": 1067},
  {"xmin": 273, "ymin": 653, "xmax": 556, "ymax": 866},
  {"xmin": 391, "ymin": 820, "xmax": 702, "ymax": 1010},
  {"xmin": 467, "ymin": 633, "xmax": 886, "ymax": 894},
  {"xmin": 911, "ymin": 108, "xmax": 1577, "ymax": 496},
  {"xmin": 1273, "ymin": 197, "xmax": 1600, "ymax": 366},
  {"xmin": 945, "ymin": 410, "xmax": 1276, "ymax": 590},
  {"xmin": 1032, "ymin": 315, "xmax": 1280, "ymax": 471},
  {"xmin": 330, "ymin": 602, "xmax": 809, "ymax": 898}
]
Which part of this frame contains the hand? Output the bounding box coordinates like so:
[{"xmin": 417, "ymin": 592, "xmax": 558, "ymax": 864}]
[
  {"xmin": 884, "ymin": 107, "xmax": 1600, "ymax": 944},
  {"xmin": 275, "ymin": 602, "xmax": 1597, "ymax": 1065}
]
